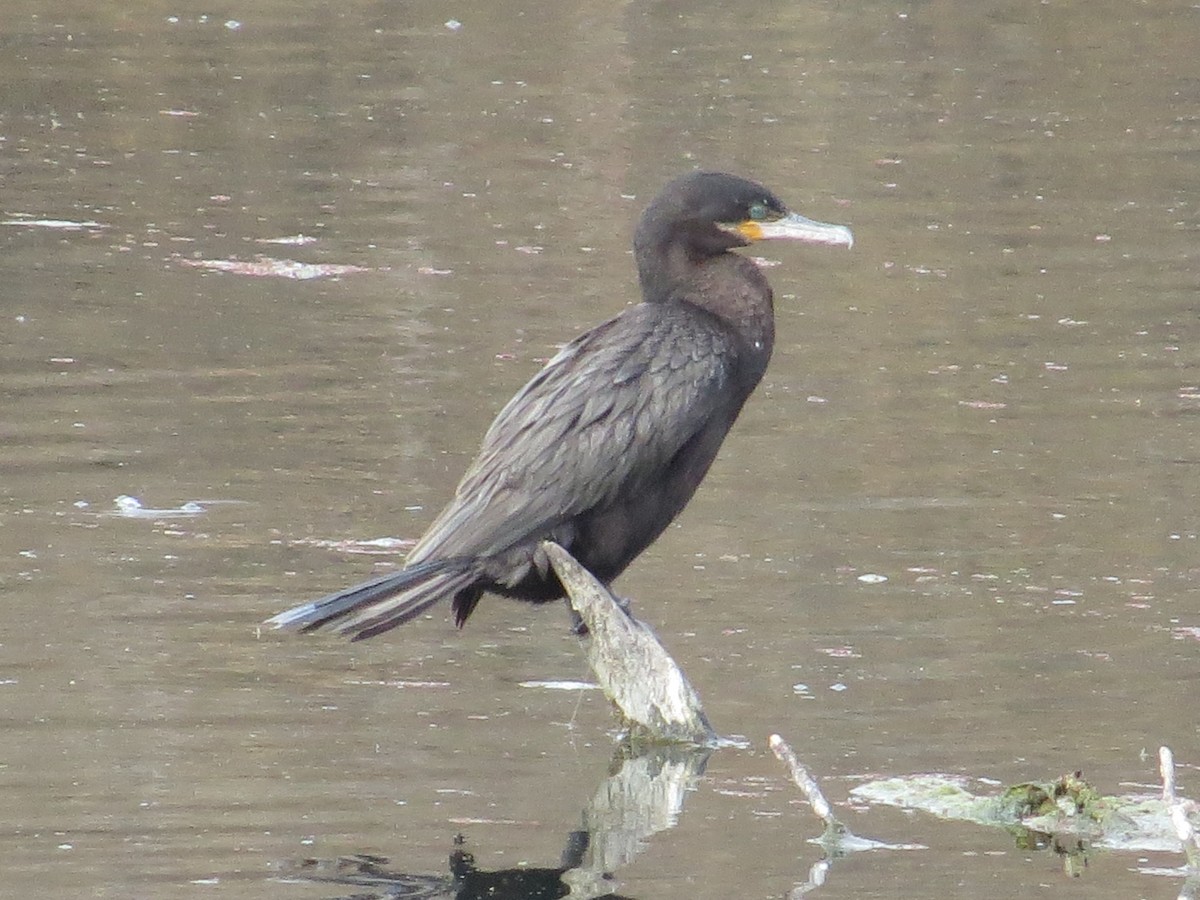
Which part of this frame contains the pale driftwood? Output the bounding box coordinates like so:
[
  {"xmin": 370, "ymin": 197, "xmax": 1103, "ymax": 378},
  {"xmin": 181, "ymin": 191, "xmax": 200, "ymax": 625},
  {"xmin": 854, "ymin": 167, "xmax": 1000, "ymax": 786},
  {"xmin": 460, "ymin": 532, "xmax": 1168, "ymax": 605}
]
[
  {"xmin": 1161, "ymin": 746, "xmax": 1200, "ymax": 872},
  {"xmin": 540, "ymin": 540, "xmax": 715, "ymax": 745},
  {"xmin": 771, "ymin": 733, "xmax": 923, "ymax": 857},
  {"xmin": 769, "ymin": 734, "xmax": 841, "ymax": 833}
]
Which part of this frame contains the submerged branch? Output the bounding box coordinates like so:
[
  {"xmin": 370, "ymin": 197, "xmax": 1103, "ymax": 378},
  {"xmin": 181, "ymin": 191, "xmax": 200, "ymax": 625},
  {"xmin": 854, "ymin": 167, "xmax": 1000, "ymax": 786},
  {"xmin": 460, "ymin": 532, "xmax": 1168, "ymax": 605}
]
[{"xmin": 769, "ymin": 734, "xmax": 841, "ymax": 836}]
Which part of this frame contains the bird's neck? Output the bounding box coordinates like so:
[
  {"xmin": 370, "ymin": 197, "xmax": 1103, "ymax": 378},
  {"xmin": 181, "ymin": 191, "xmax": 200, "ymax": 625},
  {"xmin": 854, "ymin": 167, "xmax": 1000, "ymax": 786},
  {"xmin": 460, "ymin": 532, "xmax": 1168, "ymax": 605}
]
[
  {"xmin": 635, "ymin": 238, "xmax": 692, "ymax": 303},
  {"xmin": 638, "ymin": 246, "xmax": 775, "ymax": 358}
]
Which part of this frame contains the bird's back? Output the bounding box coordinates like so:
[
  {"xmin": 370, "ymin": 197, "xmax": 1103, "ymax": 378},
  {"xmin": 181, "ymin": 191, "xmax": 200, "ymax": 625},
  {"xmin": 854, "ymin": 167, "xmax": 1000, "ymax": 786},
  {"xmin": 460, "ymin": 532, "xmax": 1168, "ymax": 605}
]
[{"xmin": 407, "ymin": 300, "xmax": 757, "ymax": 597}]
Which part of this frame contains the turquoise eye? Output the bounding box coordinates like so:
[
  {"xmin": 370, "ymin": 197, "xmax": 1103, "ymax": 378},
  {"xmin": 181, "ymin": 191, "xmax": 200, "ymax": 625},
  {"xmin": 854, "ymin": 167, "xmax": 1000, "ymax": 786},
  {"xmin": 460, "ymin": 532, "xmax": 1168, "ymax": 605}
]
[{"xmin": 748, "ymin": 201, "xmax": 770, "ymax": 221}]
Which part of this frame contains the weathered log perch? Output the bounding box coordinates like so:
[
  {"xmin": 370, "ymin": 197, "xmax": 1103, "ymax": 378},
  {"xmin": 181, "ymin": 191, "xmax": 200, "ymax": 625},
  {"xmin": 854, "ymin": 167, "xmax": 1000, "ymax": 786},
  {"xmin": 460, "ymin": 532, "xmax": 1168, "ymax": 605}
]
[{"xmin": 540, "ymin": 540, "xmax": 716, "ymax": 745}]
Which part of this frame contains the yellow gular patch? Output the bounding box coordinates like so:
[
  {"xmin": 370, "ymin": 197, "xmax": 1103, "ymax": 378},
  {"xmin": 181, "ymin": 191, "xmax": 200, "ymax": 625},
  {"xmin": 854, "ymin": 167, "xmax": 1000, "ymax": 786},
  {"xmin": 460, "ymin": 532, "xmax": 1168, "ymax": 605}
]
[{"xmin": 735, "ymin": 220, "xmax": 765, "ymax": 241}]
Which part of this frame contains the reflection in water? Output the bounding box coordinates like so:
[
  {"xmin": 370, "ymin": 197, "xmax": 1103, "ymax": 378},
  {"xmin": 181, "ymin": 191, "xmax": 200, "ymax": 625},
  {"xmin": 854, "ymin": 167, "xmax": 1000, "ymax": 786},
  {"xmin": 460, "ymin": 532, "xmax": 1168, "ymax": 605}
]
[
  {"xmin": 573, "ymin": 744, "xmax": 712, "ymax": 878},
  {"xmin": 287, "ymin": 845, "xmax": 624, "ymax": 900},
  {"xmin": 280, "ymin": 744, "xmax": 711, "ymax": 900}
]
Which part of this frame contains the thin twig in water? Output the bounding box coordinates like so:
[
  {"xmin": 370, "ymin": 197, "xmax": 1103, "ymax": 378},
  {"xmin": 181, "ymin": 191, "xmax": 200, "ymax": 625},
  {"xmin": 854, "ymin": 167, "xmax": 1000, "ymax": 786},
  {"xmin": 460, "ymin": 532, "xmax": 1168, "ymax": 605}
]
[
  {"xmin": 1162, "ymin": 746, "xmax": 1178, "ymax": 804},
  {"xmin": 1159, "ymin": 745, "xmax": 1200, "ymax": 874},
  {"xmin": 769, "ymin": 734, "xmax": 842, "ymax": 834}
]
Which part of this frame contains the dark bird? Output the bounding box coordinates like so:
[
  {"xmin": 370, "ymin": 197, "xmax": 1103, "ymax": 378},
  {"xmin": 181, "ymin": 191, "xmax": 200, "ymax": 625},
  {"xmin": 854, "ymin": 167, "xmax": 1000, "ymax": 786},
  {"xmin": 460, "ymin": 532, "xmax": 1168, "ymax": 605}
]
[{"xmin": 266, "ymin": 171, "xmax": 852, "ymax": 640}]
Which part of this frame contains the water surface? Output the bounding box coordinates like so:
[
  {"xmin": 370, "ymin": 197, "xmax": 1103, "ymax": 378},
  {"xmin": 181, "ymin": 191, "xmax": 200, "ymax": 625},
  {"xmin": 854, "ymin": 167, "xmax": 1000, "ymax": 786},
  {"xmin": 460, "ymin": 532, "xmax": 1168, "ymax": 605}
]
[{"xmin": 2, "ymin": 1, "xmax": 1198, "ymax": 897}]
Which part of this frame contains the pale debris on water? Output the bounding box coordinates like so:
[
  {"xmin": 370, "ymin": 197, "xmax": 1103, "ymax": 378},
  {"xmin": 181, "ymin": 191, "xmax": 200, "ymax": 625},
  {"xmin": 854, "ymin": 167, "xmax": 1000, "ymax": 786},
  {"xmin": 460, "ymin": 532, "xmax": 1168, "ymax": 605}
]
[
  {"xmin": 818, "ymin": 645, "xmax": 861, "ymax": 658},
  {"xmin": 177, "ymin": 256, "xmax": 370, "ymax": 280},
  {"xmin": 344, "ymin": 679, "xmax": 450, "ymax": 689},
  {"xmin": 111, "ymin": 495, "xmax": 249, "ymax": 518},
  {"xmin": 289, "ymin": 536, "xmax": 415, "ymax": 555},
  {"xmin": 520, "ymin": 679, "xmax": 600, "ymax": 691},
  {"xmin": 2, "ymin": 217, "xmax": 107, "ymax": 230},
  {"xmin": 114, "ymin": 495, "xmax": 206, "ymax": 518},
  {"xmin": 255, "ymin": 234, "xmax": 318, "ymax": 246},
  {"xmin": 958, "ymin": 399, "xmax": 1007, "ymax": 410}
]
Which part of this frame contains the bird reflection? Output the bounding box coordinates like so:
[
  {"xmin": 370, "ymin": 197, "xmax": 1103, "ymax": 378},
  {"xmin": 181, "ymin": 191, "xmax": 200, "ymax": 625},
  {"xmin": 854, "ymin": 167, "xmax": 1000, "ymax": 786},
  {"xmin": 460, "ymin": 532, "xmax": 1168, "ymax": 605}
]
[{"xmin": 277, "ymin": 744, "xmax": 711, "ymax": 900}]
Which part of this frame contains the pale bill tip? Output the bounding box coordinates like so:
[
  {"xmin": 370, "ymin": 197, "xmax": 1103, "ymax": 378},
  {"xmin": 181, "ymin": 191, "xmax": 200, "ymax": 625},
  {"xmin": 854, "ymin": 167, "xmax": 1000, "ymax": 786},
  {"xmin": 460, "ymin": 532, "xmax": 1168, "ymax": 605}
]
[{"xmin": 765, "ymin": 212, "xmax": 854, "ymax": 248}]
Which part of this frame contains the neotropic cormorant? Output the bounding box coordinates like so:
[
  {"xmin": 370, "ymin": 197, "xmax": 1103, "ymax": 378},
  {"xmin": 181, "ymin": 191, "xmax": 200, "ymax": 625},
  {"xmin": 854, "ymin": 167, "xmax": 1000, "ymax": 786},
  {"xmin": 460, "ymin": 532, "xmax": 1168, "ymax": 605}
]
[{"xmin": 267, "ymin": 171, "xmax": 852, "ymax": 640}]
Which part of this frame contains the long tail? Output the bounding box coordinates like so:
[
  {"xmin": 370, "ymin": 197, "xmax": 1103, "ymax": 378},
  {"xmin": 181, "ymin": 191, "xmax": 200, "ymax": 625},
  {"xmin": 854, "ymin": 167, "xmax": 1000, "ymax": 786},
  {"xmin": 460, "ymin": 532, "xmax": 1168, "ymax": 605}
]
[{"xmin": 264, "ymin": 558, "xmax": 479, "ymax": 641}]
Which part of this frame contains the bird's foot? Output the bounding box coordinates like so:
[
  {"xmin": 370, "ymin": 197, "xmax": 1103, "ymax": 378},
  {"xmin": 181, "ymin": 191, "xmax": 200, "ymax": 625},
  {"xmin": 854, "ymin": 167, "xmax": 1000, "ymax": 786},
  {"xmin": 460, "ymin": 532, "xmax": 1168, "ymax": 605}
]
[
  {"xmin": 568, "ymin": 603, "xmax": 588, "ymax": 635},
  {"xmin": 565, "ymin": 594, "xmax": 633, "ymax": 635}
]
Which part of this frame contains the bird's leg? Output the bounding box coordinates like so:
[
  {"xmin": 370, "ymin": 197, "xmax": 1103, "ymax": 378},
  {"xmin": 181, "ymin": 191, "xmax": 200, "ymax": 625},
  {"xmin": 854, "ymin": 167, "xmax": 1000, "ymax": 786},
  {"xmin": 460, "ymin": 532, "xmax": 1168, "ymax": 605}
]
[
  {"xmin": 566, "ymin": 600, "xmax": 588, "ymax": 635},
  {"xmin": 564, "ymin": 593, "xmax": 634, "ymax": 635}
]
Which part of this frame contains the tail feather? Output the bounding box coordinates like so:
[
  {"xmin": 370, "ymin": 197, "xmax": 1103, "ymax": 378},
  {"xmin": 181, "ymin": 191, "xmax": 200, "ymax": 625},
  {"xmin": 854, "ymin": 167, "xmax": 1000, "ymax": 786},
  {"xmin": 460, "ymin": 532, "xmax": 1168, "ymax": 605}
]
[{"xmin": 264, "ymin": 558, "xmax": 478, "ymax": 640}]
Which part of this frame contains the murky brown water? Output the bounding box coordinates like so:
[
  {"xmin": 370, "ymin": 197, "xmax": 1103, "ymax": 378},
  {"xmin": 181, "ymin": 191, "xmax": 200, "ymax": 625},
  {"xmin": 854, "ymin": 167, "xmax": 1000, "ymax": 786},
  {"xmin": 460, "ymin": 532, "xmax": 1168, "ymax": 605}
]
[{"xmin": 3, "ymin": 1, "xmax": 1198, "ymax": 897}]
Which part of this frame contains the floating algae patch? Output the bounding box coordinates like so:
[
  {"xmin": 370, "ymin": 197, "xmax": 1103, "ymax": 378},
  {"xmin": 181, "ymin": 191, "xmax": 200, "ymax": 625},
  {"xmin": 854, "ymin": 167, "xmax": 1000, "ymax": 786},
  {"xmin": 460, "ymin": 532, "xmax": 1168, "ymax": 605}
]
[
  {"xmin": 852, "ymin": 772, "xmax": 1184, "ymax": 854},
  {"xmin": 852, "ymin": 775, "xmax": 1000, "ymax": 823}
]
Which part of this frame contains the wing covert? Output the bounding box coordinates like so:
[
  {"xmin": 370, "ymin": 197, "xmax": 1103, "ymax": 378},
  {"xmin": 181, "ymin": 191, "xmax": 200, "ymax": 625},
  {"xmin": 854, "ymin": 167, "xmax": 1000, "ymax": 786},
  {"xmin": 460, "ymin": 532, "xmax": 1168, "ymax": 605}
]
[{"xmin": 407, "ymin": 303, "xmax": 738, "ymax": 563}]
